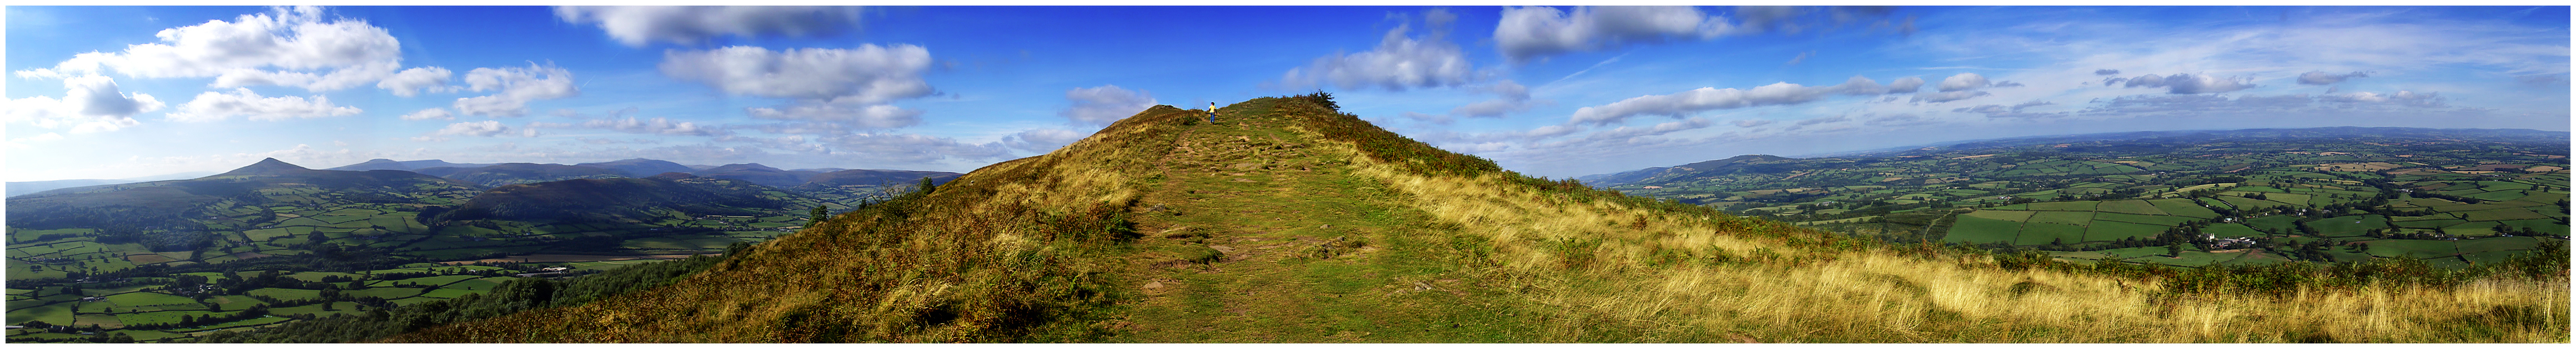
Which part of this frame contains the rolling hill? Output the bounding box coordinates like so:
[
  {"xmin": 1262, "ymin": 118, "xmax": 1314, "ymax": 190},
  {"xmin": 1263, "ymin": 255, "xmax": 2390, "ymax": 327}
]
[
  {"xmin": 1578, "ymin": 127, "xmax": 2570, "ymax": 270},
  {"xmin": 572, "ymin": 158, "xmax": 696, "ymax": 177},
  {"xmin": 374, "ymin": 96, "xmax": 2564, "ymax": 343},
  {"xmin": 414, "ymin": 163, "xmax": 630, "ymax": 187}
]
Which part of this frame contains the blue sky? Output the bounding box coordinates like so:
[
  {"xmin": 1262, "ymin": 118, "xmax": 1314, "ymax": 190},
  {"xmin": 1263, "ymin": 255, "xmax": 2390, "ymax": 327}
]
[{"xmin": 6, "ymin": 6, "xmax": 2568, "ymax": 182}]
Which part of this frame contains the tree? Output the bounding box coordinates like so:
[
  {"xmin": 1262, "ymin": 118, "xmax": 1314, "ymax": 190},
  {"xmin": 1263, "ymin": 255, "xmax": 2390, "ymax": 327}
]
[
  {"xmin": 2167, "ymin": 243, "xmax": 2185, "ymax": 257},
  {"xmin": 807, "ymin": 205, "xmax": 830, "ymax": 227}
]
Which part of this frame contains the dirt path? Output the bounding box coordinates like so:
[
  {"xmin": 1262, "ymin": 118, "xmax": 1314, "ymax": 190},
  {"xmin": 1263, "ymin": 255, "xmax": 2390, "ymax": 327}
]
[{"xmin": 1103, "ymin": 101, "xmax": 1534, "ymax": 342}]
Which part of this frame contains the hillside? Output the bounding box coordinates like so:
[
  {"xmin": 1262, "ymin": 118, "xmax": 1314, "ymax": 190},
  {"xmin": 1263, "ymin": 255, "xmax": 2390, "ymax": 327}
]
[
  {"xmin": 572, "ymin": 158, "xmax": 696, "ymax": 177},
  {"xmin": 431, "ymin": 176, "xmax": 811, "ymax": 224},
  {"xmin": 385, "ymin": 96, "xmax": 2565, "ymax": 342},
  {"xmin": 414, "ymin": 163, "xmax": 629, "ymax": 187},
  {"xmin": 1583, "ymin": 128, "xmax": 2569, "ymax": 270}
]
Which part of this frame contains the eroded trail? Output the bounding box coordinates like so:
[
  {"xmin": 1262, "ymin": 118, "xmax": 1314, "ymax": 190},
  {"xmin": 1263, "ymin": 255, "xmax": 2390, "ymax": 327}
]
[{"xmin": 1103, "ymin": 102, "xmax": 1537, "ymax": 342}]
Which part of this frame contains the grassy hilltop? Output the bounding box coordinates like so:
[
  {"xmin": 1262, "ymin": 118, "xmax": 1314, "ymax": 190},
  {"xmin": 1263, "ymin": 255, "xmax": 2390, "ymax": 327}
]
[{"xmin": 378, "ymin": 96, "xmax": 2564, "ymax": 343}]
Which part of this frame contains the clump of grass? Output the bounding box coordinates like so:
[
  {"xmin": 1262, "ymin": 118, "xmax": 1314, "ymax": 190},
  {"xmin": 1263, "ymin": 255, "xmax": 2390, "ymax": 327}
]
[{"xmin": 1297, "ymin": 236, "xmax": 1367, "ymax": 260}]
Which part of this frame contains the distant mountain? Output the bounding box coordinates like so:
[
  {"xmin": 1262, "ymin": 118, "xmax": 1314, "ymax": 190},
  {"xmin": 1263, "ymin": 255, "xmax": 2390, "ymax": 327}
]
[
  {"xmin": 791, "ymin": 167, "xmax": 850, "ymax": 173},
  {"xmin": 573, "ymin": 158, "xmax": 696, "ymax": 177},
  {"xmin": 1579, "ymin": 154, "xmax": 1820, "ymax": 187},
  {"xmin": 327, "ymin": 158, "xmax": 496, "ymax": 172},
  {"xmin": 415, "ymin": 163, "xmax": 627, "ymax": 187},
  {"xmin": 797, "ymin": 169, "xmax": 961, "ymax": 188},
  {"xmin": 684, "ymin": 164, "xmax": 718, "ymax": 171},
  {"xmin": 7, "ymin": 158, "xmax": 482, "ymax": 250},
  {"xmin": 429, "ymin": 176, "xmax": 810, "ymax": 225},
  {"xmin": 10, "ymin": 171, "xmax": 220, "ymax": 197},
  {"xmin": 689, "ymin": 163, "xmax": 819, "ymax": 187},
  {"xmin": 1849, "ymin": 127, "xmax": 2569, "ymax": 158}
]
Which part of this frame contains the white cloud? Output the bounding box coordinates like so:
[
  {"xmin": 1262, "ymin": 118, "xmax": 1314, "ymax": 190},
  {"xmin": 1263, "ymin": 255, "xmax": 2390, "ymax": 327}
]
[
  {"xmin": 2296, "ymin": 71, "xmax": 2369, "ymax": 85},
  {"xmin": 746, "ymin": 102, "xmax": 923, "ymax": 131},
  {"xmin": 13, "ymin": 6, "xmax": 442, "ymax": 94},
  {"xmin": 3, "ymin": 75, "xmax": 163, "ymax": 133},
  {"xmin": 659, "ymin": 44, "xmax": 933, "ymax": 104},
  {"xmin": 816, "ymin": 132, "xmax": 1014, "ymax": 164},
  {"xmin": 1909, "ymin": 90, "xmax": 1991, "ymax": 103},
  {"xmin": 1936, "ymin": 72, "xmax": 1990, "ymax": 92},
  {"xmin": 2322, "ymin": 91, "xmax": 2445, "ymax": 107},
  {"xmin": 1449, "ymin": 80, "xmax": 1536, "ymax": 118},
  {"xmin": 1061, "ymin": 85, "xmax": 1157, "ymax": 126},
  {"xmin": 2162, "ymin": 73, "xmax": 2258, "ymax": 94},
  {"xmin": 1568, "ymin": 82, "xmax": 1827, "ymax": 126},
  {"xmin": 453, "ymin": 63, "xmax": 579, "ymax": 117},
  {"xmin": 1002, "ymin": 128, "xmax": 1088, "ymax": 153},
  {"xmin": 433, "ymin": 120, "xmax": 511, "ymax": 137},
  {"xmin": 1279, "ymin": 11, "xmax": 1474, "ymax": 91},
  {"xmin": 378, "ymin": 67, "xmax": 457, "ymax": 97},
  {"xmin": 2110, "ymin": 73, "xmax": 2257, "ymax": 94},
  {"xmin": 553, "ymin": 6, "xmax": 864, "ymax": 47},
  {"xmin": 398, "ymin": 108, "xmax": 454, "ymax": 121},
  {"xmin": 1733, "ymin": 119, "xmax": 1775, "ymax": 127},
  {"xmin": 1495, "ymin": 6, "xmax": 1740, "ymax": 63},
  {"xmin": 1885, "ymin": 76, "xmax": 1925, "ymax": 93},
  {"xmin": 167, "ymin": 88, "xmax": 360, "ymax": 122},
  {"xmin": 583, "ymin": 117, "xmax": 720, "ymax": 136}
]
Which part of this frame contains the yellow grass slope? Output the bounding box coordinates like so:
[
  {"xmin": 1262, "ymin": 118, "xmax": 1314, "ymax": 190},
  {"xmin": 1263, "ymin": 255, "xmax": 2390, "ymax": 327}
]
[{"xmin": 394, "ymin": 96, "xmax": 2566, "ymax": 342}]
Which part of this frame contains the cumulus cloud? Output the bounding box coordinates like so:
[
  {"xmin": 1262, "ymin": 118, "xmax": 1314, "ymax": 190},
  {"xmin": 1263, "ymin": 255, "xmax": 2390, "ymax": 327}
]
[
  {"xmin": 378, "ymin": 67, "xmax": 456, "ymax": 97},
  {"xmin": 1827, "ymin": 75, "xmax": 1925, "ymax": 96},
  {"xmin": 399, "ymin": 108, "xmax": 454, "ymax": 121},
  {"xmin": 2514, "ymin": 73, "xmax": 2569, "ymax": 87},
  {"xmin": 2163, "ymin": 74, "xmax": 2259, "ymax": 94},
  {"xmin": 1495, "ymin": 6, "xmax": 1740, "ymax": 63},
  {"xmin": 3, "ymin": 75, "xmax": 163, "ymax": 133},
  {"xmin": 2083, "ymin": 94, "xmax": 2314, "ymax": 116},
  {"xmin": 2296, "ymin": 71, "xmax": 2370, "ymax": 85},
  {"xmin": 1568, "ymin": 82, "xmax": 1827, "ymax": 126},
  {"xmin": 817, "ymin": 133, "xmax": 1015, "ymax": 164},
  {"xmin": 1954, "ymin": 101, "xmax": 2060, "ymax": 118},
  {"xmin": 168, "ymin": 88, "xmax": 360, "ymax": 122},
  {"xmin": 2094, "ymin": 69, "xmax": 2121, "ymax": 76},
  {"xmin": 1061, "ymin": 85, "xmax": 1156, "ymax": 126},
  {"xmin": 1448, "ymin": 80, "xmax": 1538, "ymax": 118},
  {"xmin": 2322, "ymin": 91, "xmax": 2446, "ymax": 108},
  {"xmin": 1864, "ymin": 113, "xmax": 1933, "ymax": 126},
  {"xmin": 746, "ymin": 102, "xmax": 922, "ymax": 130},
  {"xmin": 660, "ymin": 44, "xmax": 933, "ymax": 104},
  {"xmin": 1002, "ymin": 128, "xmax": 1088, "ymax": 153},
  {"xmin": 1885, "ymin": 76, "xmax": 1925, "ymax": 93},
  {"xmin": 453, "ymin": 63, "xmax": 579, "ymax": 117},
  {"xmin": 1279, "ymin": 10, "xmax": 1474, "ymax": 91},
  {"xmin": 583, "ymin": 117, "xmax": 721, "ymax": 136},
  {"xmin": 553, "ymin": 6, "xmax": 864, "ymax": 47},
  {"xmin": 1936, "ymin": 72, "xmax": 1989, "ymax": 92},
  {"xmin": 433, "ymin": 120, "xmax": 511, "ymax": 137},
  {"xmin": 2113, "ymin": 73, "xmax": 2257, "ymax": 94},
  {"xmin": 1909, "ymin": 90, "xmax": 1991, "ymax": 103},
  {"xmin": 14, "ymin": 6, "xmax": 451, "ymax": 95}
]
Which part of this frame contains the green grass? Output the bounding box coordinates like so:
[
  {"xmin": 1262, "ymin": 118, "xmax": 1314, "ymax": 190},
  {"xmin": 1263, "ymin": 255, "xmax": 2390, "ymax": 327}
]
[
  {"xmin": 2027, "ymin": 211, "xmax": 2095, "ymax": 226},
  {"xmin": 2243, "ymin": 216, "xmax": 2299, "ymax": 234},
  {"xmin": 2015, "ymin": 222, "xmax": 2086, "ymax": 246},
  {"xmin": 2092, "ymin": 212, "xmax": 2200, "ymax": 226},
  {"xmin": 2303, "ymin": 215, "xmax": 2389, "ymax": 237},
  {"xmin": 1942, "ymin": 216, "xmax": 2023, "ymax": 244},
  {"xmin": 1963, "ymin": 210, "xmax": 2033, "ymax": 221},
  {"xmin": 2028, "ymin": 201, "xmax": 2100, "ymax": 211},
  {"xmin": 346, "ymin": 287, "xmax": 422, "ymax": 299},
  {"xmin": 2204, "ymin": 223, "xmax": 2263, "ymax": 238},
  {"xmin": 2083, "ymin": 221, "xmax": 2167, "ymax": 242},
  {"xmin": 2362, "ymin": 240, "xmax": 2457, "ymax": 259},
  {"xmin": 2146, "ymin": 198, "xmax": 2220, "ymax": 218},
  {"xmin": 2096, "ymin": 200, "xmax": 2167, "ymax": 215},
  {"xmin": 247, "ymin": 288, "xmax": 322, "ymax": 301},
  {"xmin": 104, "ymin": 292, "xmax": 197, "ymax": 307},
  {"xmin": 2459, "ymin": 207, "xmax": 2550, "ymax": 221}
]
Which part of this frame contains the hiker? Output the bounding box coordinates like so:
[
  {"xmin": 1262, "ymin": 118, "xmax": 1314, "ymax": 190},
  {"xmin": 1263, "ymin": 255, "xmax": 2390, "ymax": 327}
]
[{"xmin": 1208, "ymin": 102, "xmax": 1219, "ymax": 123}]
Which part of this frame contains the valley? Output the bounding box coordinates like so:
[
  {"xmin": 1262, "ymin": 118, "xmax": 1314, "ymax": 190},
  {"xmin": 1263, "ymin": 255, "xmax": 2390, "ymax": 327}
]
[
  {"xmin": 4, "ymin": 157, "xmax": 957, "ymax": 342},
  {"xmin": 1583, "ymin": 128, "xmax": 2570, "ymax": 269}
]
